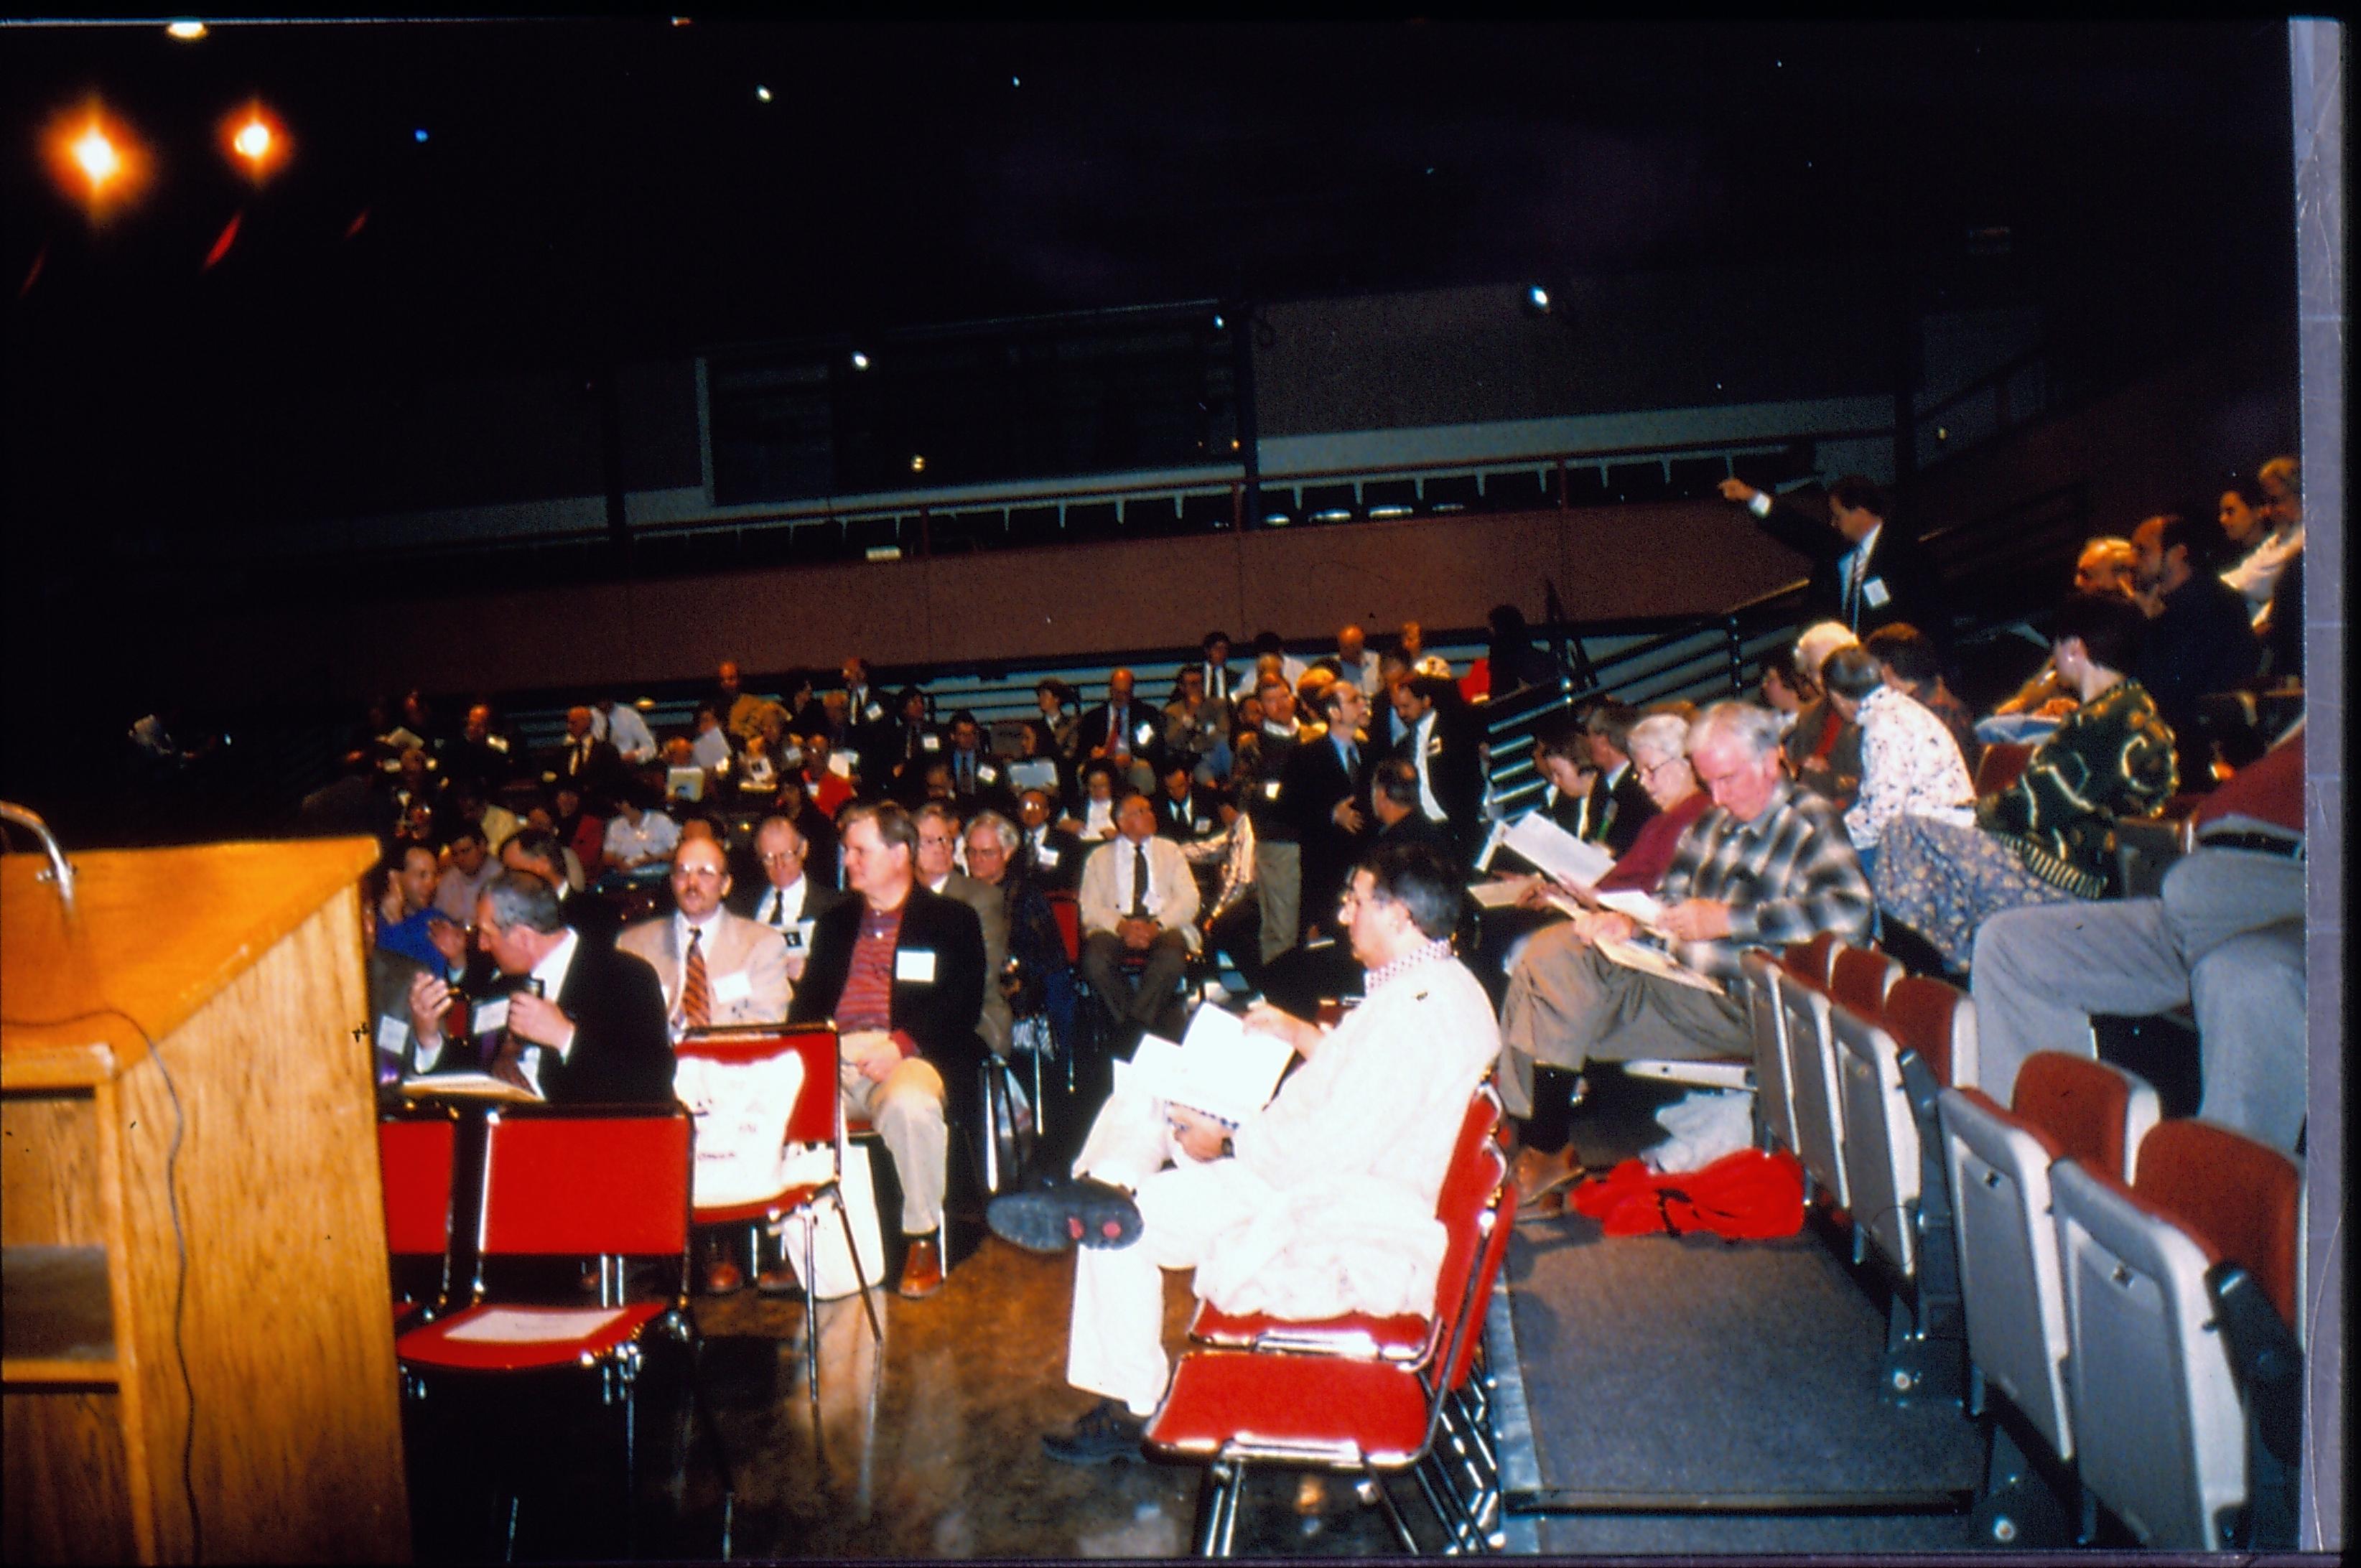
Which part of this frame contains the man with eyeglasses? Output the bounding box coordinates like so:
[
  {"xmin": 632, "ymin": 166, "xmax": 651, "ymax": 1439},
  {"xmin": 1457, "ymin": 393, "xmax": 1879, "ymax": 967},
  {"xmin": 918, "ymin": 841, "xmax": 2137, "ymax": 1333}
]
[
  {"xmin": 618, "ymin": 836, "xmax": 790, "ymax": 1037},
  {"xmin": 1498, "ymin": 701, "xmax": 1871, "ymax": 1123},
  {"xmin": 732, "ymin": 815, "xmax": 849, "ymax": 985},
  {"xmin": 915, "ymin": 801, "xmax": 1013, "ymax": 1063}
]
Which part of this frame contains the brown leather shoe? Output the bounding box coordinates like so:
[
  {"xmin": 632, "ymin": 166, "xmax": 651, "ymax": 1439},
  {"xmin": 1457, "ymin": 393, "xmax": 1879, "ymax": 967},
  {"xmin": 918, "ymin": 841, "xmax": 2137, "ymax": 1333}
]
[
  {"xmin": 755, "ymin": 1261, "xmax": 801, "ymax": 1297},
  {"xmin": 1509, "ymin": 1143, "xmax": 1585, "ymax": 1209},
  {"xmin": 897, "ymin": 1236, "xmax": 945, "ymax": 1299},
  {"xmin": 703, "ymin": 1258, "xmax": 745, "ymax": 1296}
]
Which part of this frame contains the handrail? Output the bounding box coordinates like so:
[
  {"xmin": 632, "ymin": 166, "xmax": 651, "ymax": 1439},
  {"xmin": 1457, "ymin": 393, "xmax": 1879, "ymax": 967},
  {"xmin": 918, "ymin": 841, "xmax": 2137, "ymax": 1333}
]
[{"xmin": 0, "ymin": 801, "xmax": 78, "ymax": 919}]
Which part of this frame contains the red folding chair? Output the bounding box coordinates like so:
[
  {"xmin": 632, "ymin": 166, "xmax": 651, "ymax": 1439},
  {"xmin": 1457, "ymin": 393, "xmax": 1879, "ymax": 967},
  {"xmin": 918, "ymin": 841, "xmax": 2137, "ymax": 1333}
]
[
  {"xmin": 378, "ymin": 1111, "xmax": 459, "ymax": 1336},
  {"xmin": 1147, "ymin": 1125, "xmax": 1517, "ymax": 1555},
  {"xmin": 676, "ymin": 1022, "xmax": 883, "ymax": 1423},
  {"xmin": 394, "ymin": 1107, "xmax": 697, "ymax": 1553}
]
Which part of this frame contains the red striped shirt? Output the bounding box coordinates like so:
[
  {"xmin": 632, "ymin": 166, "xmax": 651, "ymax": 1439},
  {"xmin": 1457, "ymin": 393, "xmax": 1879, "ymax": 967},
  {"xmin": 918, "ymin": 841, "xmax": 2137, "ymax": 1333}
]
[{"xmin": 836, "ymin": 905, "xmax": 905, "ymax": 1036}]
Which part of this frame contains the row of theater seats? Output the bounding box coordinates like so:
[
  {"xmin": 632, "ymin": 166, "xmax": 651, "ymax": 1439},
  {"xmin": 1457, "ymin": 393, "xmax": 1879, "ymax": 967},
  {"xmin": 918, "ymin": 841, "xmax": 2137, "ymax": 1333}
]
[{"xmin": 1737, "ymin": 933, "xmax": 2306, "ymax": 1550}]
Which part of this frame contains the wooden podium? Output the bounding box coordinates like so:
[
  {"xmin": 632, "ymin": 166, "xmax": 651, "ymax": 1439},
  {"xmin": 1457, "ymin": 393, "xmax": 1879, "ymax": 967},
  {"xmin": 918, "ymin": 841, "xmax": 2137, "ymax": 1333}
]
[{"xmin": 3, "ymin": 836, "xmax": 411, "ymax": 1564}]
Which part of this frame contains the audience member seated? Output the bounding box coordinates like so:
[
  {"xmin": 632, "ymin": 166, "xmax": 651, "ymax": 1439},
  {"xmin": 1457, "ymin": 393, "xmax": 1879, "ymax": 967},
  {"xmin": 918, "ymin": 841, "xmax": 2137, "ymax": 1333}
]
[
  {"xmin": 796, "ymin": 729, "xmax": 857, "ymax": 821},
  {"xmin": 916, "ymin": 802, "xmax": 1014, "ymax": 1063},
  {"xmin": 786, "ymin": 801, "xmax": 987, "ymax": 1301},
  {"xmin": 1062, "ymin": 758, "xmax": 1124, "ymax": 844},
  {"xmin": 1780, "ymin": 622, "xmax": 1865, "ymax": 808},
  {"xmin": 735, "ymin": 813, "xmax": 848, "ymax": 984},
  {"xmin": 1592, "ymin": 712, "xmax": 1715, "ymax": 895},
  {"xmin": 2219, "ymin": 457, "xmax": 2304, "ymax": 627},
  {"xmin": 1521, "ymin": 714, "xmax": 1598, "ymax": 841},
  {"xmin": 385, "ymin": 745, "xmax": 444, "ymax": 846},
  {"xmin": 442, "ymin": 702, "xmax": 517, "ymax": 797},
  {"xmin": 1575, "ymin": 699, "xmax": 1658, "ymax": 857},
  {"xmin": 1153, "ymin": 757, "xmax": 1224, "ymax": 846},
  {"xmin": 966, "ymin": 809, "xmax": 1081, "ymax": 1074},
  {"xmin": 551, "ymin": 704, "xmax": 623, "ymax": 795},
  {"xmin": 885, "ymin": 687, "xmax": 941, "ymax": 803},
  {"xmin": 717, "ymin": 659, "xmax": 791, "ymax": 754},
  {"xmin": 602, "ymin": 775, "xmax": 682, "ymax": 873},
  {"xmin": 938, "ymin": 710, "xmax": 1011, "ymax": 816},
  {"xmin": 689, "ymin": 704, "xmax": 734, "ymax": 775},
  {"xmin": 1160, "ymin": 666, "xmax": 1224, "ymax": 783},
  {"xmin": 546, "ymin": 783, "xmax": 605, "ymax": 882},
  {"xmin": 378, "ymin": 841, "xmax": 467, "ymax": 974},
  {"xmin": 1499, "ymin": 701, "xmax": 1871, "ymax": 1136},
  {"xmin": 1970, "ymin": 726, "xmax": 2305, "ymax": 1154},
  {"xmin": 1076, "ymin": 668, "xmax": 1163, "ymax": 778},
  {"xmin": 431, "ymin": 823, "xmax": 498, "ymax": 924},
  {"xmin": 1016, "ymin": 786, "xmax": 1086, "ymax": 892},
  {"xmin": 838, "ymin": 655, "xmax": 896, "ymax": 769},
  {"xmin": 1820, "ymin": 645, "xmax": 1975, "ymax": 885},
  {"xmin": 618, "ymin": 834, "xmax": 791, "ymax": 1040},
  {"xmin": 1878, "ymin": 591, "xmax": 2176, "ymax": 971},
  {"xmin": 1863, "ymin": 622, "xmax": 1980, "ymax": 773},
  {"xmin": 588, "ymin": 694, "xmax": 657, "ymax": 766},
  {"xmin": 403, "ymin": 870, "xmax": 675, "ymax": 1106},
  {"xmin": 1076, "ymin": 793, "xmax": 1201, "ymax": 1046},
  {"xmin": 995, "ymin": 841, "xmax": 1500, "ymax": 1465},
  {"xmin": 1368, "ymin": 757, "xmax": 1447, "ymax": 851},
  {"xmin": 1034, "ymin": 678, "xmax": 1083, "ymax": 763},
  {"xmin": 2131, "ymin": 510, "xmax": 2264, "ymax": 783}
]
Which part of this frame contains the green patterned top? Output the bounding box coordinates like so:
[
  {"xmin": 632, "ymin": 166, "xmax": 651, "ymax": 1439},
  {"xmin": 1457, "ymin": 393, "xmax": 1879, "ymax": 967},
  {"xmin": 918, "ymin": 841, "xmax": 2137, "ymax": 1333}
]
[{"xmin": 1976, "ymin": 677, "xmax": 2179, "ymax": 897}]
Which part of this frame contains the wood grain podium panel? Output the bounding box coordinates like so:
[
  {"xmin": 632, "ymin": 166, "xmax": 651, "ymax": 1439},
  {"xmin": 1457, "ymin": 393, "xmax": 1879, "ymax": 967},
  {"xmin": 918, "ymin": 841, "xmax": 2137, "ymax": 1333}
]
[{"xmin": 4, "ymin": 836, "xmax": 409, "ymax": 1564}]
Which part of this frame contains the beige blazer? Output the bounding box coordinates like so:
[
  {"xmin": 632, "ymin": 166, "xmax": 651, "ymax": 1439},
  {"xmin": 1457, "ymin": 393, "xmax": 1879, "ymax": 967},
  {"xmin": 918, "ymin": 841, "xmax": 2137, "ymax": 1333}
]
[{"xmin": 617, "ymin": 910, "xmax": 792, "ymax": 1030}]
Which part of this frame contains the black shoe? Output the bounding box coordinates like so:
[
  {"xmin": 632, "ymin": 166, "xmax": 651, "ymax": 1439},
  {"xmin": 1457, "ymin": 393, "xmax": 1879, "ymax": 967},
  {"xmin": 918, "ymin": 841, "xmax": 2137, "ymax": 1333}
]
[
  {"xmin": 988, "ymin": 1176, "xmax": 1142, "ymax": 1254},
  {"xmin": 1042, "ymin": 1398, "xmax": 1147, "ymax": 1466}
]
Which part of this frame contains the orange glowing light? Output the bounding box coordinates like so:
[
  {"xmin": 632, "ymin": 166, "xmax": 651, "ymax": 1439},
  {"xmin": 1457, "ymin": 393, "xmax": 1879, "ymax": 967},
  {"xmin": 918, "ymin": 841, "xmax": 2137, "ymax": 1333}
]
[
  {"xmin": 43, "ymin": 101, "xmax": 148, "ymax": 213},
  {"xmin": 219, "ymin": 102, "xmax": 289, "ymax": 179}
]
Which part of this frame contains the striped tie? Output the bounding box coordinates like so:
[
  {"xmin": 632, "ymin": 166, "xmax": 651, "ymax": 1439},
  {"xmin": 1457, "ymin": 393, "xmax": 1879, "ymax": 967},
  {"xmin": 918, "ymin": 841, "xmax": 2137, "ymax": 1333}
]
[{"xmin": 681, "ymin": 928, "xmax": 712, "ymax": 1030}]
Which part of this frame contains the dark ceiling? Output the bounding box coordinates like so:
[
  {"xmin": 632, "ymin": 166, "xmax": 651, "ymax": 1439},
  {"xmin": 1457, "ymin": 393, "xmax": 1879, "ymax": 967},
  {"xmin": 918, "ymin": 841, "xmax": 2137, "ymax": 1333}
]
[{"xmin": 0, "ymin": 19, "xmax": 2298, "ymax": 523}]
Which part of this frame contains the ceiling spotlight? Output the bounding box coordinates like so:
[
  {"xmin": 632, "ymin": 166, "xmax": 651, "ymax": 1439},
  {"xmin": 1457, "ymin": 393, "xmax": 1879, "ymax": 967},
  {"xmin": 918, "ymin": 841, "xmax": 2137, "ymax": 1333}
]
[
  {"xmin": 755, "ymin": 85, "xmax": 773, "ymax": 102},
  {"xmin": 910, "ymin": 454, "xmax": 926, "ymax": 473},
  {"xmin": 73, "ymin": 126, "xmax": 121, "ymax": 187},
  {"xmin": 221, "ymin": 102, "xmax": 288, "ymax": 179},
  {"xmin": 1211, "ymin": 313, "xmax": 1225, "ymax": 330},
  {"xmin": 849, "ymin": 350, "xmax": 870, "ymax": 370},
  {"xmin": 233, "ymin": 119, "xmax": 270, "ymax": 160},
  {"xmin": 166, "ymin": 20, "xmax": 208, "ymax": 39},
  {"xmin": 1524, "ymin": 284, "xmax": 1551, "ymax": 313},
  {"xmin": 413, "ymin": 127, "xmax": 429, "ymax": 144}
]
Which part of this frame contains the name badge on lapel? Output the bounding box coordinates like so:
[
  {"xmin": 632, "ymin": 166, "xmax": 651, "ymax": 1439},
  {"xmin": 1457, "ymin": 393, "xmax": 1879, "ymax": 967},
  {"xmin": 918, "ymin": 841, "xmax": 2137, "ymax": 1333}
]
[
  {"xmin": 1036, "ymin": 846, "xmax": 1060, "ymax": 869},
  {"xmin": 921, "ymin": 733, "xmax": 942, "ymax": 752},
  {"xmin": 1425, "ymin": 736, "xmax": 1444, "ymax": 759},
  {"xmin": 864, "ymin": 701, "xmax": 885, "ymax": 723},
  {"xmin": 895, "ymin": 948, "xmax": 938, "ymax": 984},
  {"xmin": 787, "ymin": 920, "xmax": 814, "ymax": 951},
  {"xmin": 1862, "ymin": 577, "xmax": 1892, "ymax": 610},
  {"xmin": 470, "ymin": 996, "xmax": 511, "ymax": 1036},
  {"xmin": 712, "ymin": 970, "xmax": 753, "ymax": 1005}
]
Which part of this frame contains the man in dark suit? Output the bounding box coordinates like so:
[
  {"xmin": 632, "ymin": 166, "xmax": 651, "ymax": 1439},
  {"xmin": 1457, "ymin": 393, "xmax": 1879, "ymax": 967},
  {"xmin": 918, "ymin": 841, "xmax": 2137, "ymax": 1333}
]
[
  {"xmin": 1283, "ymin": 679, "xmax": 1374, "ymax": 940},
  {"xmin": 1370, "ymin": 758, "xmax": 1449, "ymax": 851},
  {"xmin": 1720, "ymin": 475, "xmax": 1945, "ymax": 643},
  {"xmin": 1578, "ymin": 701, "xmax": 1658, "ymax": 859},
  {"xmin": 402, "ymin": 871, "xmax": 674, "ymax": 1106},
  {"xmin": 940, "ymin": 709, "xmax": 1016, "ymax": 818},
  {"xmin": 1015, "ymin": 787, "xmax": 1086, "ymax": 892},
  {"xmin": 732, "ymin": 813, "xmax": 852, "ymax": 987},
  {"xmin": 1389, "ymin": 673, "xmax": 1485, "ymax": 863},
  {"xmin": 788, "ymin": 801, "xmax": 986, "ymax": 1300},
  {"xmin": 1152, "ymin": 759, "xmax": 1225, "ymax": 846},
  {"xmin": 550, "ymin": 705, "xmax": 624, "ymax": 797},
  {"xmin": 1074, "ymin": 668, "xmax": 1165, "ymax": 774}
]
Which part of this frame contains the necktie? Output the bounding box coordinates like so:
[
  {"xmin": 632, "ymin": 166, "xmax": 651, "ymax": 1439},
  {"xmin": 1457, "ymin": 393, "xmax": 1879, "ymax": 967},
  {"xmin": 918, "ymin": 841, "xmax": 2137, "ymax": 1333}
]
[
  {"xmin": 1845, "ymin": 550, "xmax": 1864, "ymax": 626},
  {"xmin": 1343, "ymin": 740, "xmax": 1359, "ymax": 775},
  {"xmin": 681, "ymin": 928, "xmax": 712, "ymax": 1029},
  {"xmin": 768, "ymin": 891, "xmax": 787, "ymax": 927},
  {"xmin": 1130, "ymin": 844, "xmax": 1150, "ymax": 918},
  {"xmin": 488, "ymin": 1038, "xmax": 536, "ymax": 1094}
]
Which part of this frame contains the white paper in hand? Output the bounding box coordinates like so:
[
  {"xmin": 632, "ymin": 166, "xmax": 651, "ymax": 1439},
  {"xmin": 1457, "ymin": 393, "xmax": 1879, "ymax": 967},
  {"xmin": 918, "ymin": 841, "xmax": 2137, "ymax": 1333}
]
[
  {"xmin": 1501, "ymin": 811, "xmax": 1616, "ymax": 890},
  {"xmin": 1130, "ymin": 1006, "xmax": 1295, "ymax": 1127},
  {"xmin": 1592, "ymin": 888, "xmax": 1668, "ymax": 930}
]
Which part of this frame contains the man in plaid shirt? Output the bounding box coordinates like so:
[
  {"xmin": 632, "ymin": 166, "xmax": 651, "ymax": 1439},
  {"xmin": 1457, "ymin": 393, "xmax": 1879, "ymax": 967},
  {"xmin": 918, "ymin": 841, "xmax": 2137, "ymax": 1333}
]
[{"xmin": 1496, "ymin": 701, "xmax": 1872, "ymax": 1120}]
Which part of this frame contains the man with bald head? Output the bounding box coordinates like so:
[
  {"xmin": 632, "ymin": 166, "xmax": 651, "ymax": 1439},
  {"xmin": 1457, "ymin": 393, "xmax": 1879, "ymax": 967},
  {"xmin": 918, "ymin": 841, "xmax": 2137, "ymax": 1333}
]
[
  {"xmin": 734, "ymin": 814, "xmax": 850, "ymax": 984},
  {"xmin": 1076, "ymin": 793, "xmax": 1201, "ymax": 1044},
  {"xmin": 1077, "ymin": 668, "xmax": 1164, "ymax": 775},
  {"xmin": 553, "ymin": 704, "xmax": 623, "ymax": 794},
  {"xmin": 1335, "ymin": 623, "xmax": 1383, "ymax": 699}
]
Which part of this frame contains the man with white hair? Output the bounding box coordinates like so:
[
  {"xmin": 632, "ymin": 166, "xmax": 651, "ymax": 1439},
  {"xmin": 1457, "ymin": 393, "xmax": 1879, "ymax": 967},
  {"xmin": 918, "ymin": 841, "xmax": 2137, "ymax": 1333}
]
[{"xmin": 1497, "ymin": 702, "xmax": 1872, "ymax": 1120}]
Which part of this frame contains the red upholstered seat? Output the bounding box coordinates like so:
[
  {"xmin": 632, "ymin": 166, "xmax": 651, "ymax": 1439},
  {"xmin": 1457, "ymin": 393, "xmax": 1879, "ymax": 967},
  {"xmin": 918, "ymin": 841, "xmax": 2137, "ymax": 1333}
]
[
  {"xmin": 1827, "ymin": 943, "xmax": 1902, "ymax": 1021},
  {"xmin": 1783, "ymin": 930, "xmax": 1841, "ymax": 986},
  {"xmin": 2011, "ymin": 1052, "xmax": 2159, "ymax": 1183},
  {"xmin": 1146, "ymin": 1349, "xmax": 1438, "ymax": 1466},
  {"xmin": 379, "ymin": 1112, "xmax": 458, "ymax": 1326},
  {"xmin": 1879, "ymin": 976, "xmax": 1969, "ymax": 1089},
  {"xmin": 397, "ymin": 1300, "xmax": 669, "ymax": 1373},
  {"xmin": 1048, "ymin": 892, "xmax": 1083, "ymax": 966}
]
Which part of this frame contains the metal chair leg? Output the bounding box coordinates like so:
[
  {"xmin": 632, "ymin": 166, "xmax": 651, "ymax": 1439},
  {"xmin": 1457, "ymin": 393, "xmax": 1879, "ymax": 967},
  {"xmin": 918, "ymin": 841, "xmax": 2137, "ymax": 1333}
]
[{"xmin": 834, "ymin": 1197, "xmax": 885, "ymax": 1343}]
